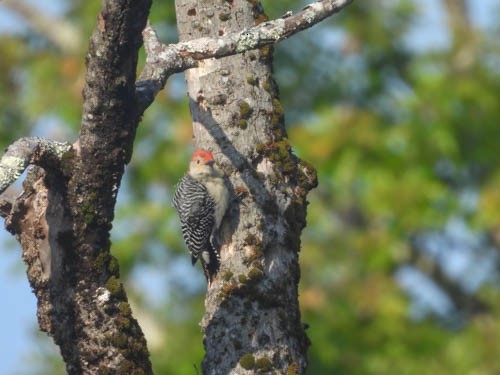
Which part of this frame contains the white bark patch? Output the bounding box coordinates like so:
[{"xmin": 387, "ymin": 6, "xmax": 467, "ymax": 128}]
[
  {"xmin": 96, "ymin": 287, "xmax": 111, "ymax": 306},
  {"xmin": 1, "ymin": 155, "xmax": 27, "ymax": 170},
  {"xmin": 0, "ymin": 156, "xmax": 27, "ymax": 187},
  {"xmin": 236, "ymin": 31, "xmax": 258, "ymax": 53},
  {"xmin": 221, "ymin": 242, "xmax": 236, "ymax": 261},
  {"xmin": 256, "ymin": 158, "xmax": 274, "ymax": 176},
  {"xmin": 303, "ymin": 2, "xmax": 324, "ymax": 24},
  {"xmin": 217, "ymin": 38, "xmax": 228, "ymax": 48}
]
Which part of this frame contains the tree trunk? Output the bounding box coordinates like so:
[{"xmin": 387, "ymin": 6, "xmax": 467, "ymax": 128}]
[
  {"xmin": 3, "ymin": 1, "xmax": 154, "ymax": 373},
  {"xmin": 0, "ymin": 0, "xmax": 355, "ymax": 373},
  {"xmin": 175, "ymin": 1, "xmax": 317, "ymax": 373}
]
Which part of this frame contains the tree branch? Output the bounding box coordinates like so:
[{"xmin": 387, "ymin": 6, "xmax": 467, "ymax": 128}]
[
  {"xmin": 51, "ymin": 0, "xmax": 154, "ymax": 372},
  {"xmin": 136, "ymin": 0, "xmax": 353, "ymax": 111},
  {"xmin": 74, "ymin": 0, "xmax": 152, "ymax": 231},
  {"xmin": 0, "ymin": 0, "xmax": 353, "ymax": 372},
  {"xmin": 0, "ymin": 137, "xmax": 72, "ymax": 198},
  {"xmin": 0, "ymin": 0, "xmax": 154, "ymax": 373}
]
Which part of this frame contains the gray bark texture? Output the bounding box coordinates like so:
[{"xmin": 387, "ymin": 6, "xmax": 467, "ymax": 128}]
[
  {"xmin": 175, "ymin": 1, "xmax": 317, "ymax": 373},
  {"xmin": 0, "ymin": 0, "xmax": 355, "ymax": 374}
]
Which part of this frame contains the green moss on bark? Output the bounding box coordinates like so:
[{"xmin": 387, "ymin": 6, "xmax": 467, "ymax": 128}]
[{"xmin": 239, "ymin": 353, "xmax": 256, "ymax": 370}]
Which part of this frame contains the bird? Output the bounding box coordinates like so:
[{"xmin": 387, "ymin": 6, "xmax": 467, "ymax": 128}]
[{"xmin": 172, "ymin": 149, "xmax": 229, "ymax": 284}]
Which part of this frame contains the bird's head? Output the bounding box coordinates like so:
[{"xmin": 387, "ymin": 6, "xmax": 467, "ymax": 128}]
[{"xmin": 189, "ymin": 149, "xmax": 215, "ymax": 176}]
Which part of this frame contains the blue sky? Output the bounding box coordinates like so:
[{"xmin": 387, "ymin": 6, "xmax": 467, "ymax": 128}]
[{"xmin": 0, "ymin": 1, "xmax": 498, "ymax": 374}]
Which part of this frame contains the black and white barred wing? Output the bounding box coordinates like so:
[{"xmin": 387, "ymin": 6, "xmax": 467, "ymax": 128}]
[{"xmin": 173, "ymin": 174, "xmax": 215, "ymax": 265}]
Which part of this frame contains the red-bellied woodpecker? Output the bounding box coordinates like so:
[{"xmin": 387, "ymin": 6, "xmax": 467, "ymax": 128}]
[{"xmin": 173, "ymin": 149, "xmax": 229, "ymax": 284}]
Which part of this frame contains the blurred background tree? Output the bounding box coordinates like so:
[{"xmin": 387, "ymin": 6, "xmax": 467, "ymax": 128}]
[{"xmin": 0, "ymin": 0, "xmax": 499, "ymax": 374}]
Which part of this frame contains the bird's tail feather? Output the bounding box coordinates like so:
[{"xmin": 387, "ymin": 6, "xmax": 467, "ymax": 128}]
[{"xmin": 201, "ymin": 242, "xmax": 220, "ymax": 286}]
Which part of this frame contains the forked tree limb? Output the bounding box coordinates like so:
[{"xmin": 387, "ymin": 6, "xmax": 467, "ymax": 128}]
[
  {"xmin": 0, "ymin": 137, "xmax": 72, "ymax": 198},
  {"xmin": 1, "ymin": 0, "xmax": 154, "ymax": 372},
  {"xmin": 136, "ymin": 0, "xmax": 353, "ymax": 111},
  {"xmin": 0, "ymin": 0, "xmax": 353, "ymax": 184},
  {"xmin": 0, "ymin": 0, "xmax": 354, "ymax": 372}
]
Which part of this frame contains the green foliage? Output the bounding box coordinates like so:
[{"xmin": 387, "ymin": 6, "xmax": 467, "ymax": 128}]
[
  {"xmin": 284, "ymin": 1, "xmax": 500, "ymax": 374},
  {"xmin": 0, "ymin": 37, "xmax": 31, "ymax": 148}
]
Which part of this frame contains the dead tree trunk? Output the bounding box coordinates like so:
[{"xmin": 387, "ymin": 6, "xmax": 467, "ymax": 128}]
[
  {"xmin": 1, "ymin": 1, "xmax": 154, "ymax": 373},
  {"xmin": 0, "ymin": 0, "xmax": 353, "ymax": 373},
  {"xmin": 175, "ymin": 1, "xmax": 317, "ymax": 373}
]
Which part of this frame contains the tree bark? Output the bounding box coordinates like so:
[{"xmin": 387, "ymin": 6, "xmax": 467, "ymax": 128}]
[
  {"xmin": 137, "ymin": 0, "xmax": 354, "ymax": 113},
  {"xmin": 0, "ymin": 0, "xmax": 355, "ymax": 373},
  {"xmin": 175, "ymin": 1, "xmax": 317, "ymax": 373},
  {"xmin": 2, "ymin": 0, "xmax": 154, "ymax": 373}
]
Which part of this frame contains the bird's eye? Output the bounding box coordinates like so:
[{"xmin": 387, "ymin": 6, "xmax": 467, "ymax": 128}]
[{"xmin": 196, "ymin": 159, "xmax": 201, "ymax": 164}]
